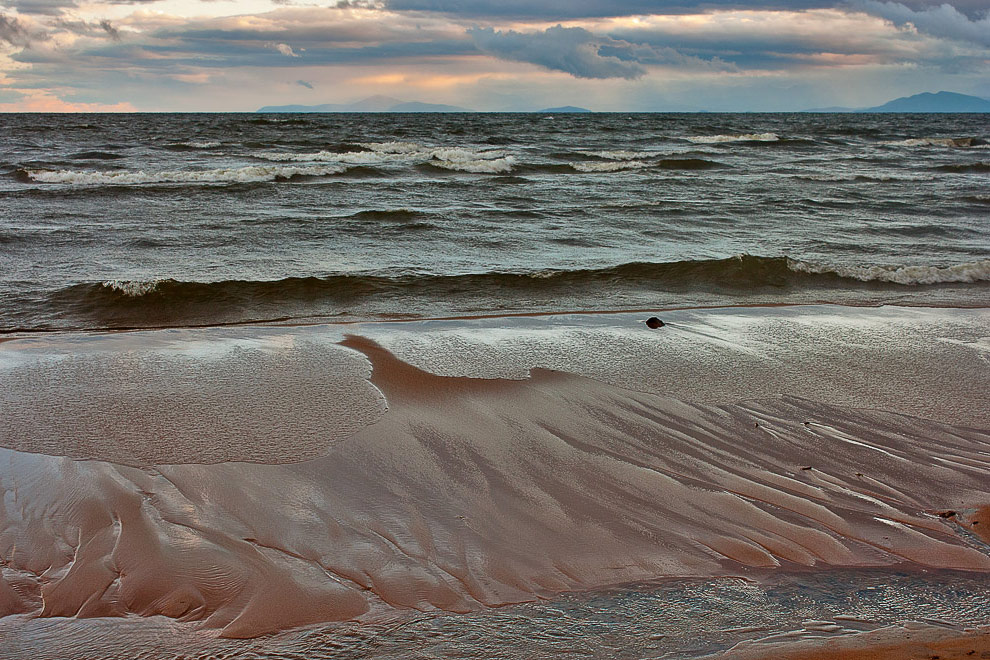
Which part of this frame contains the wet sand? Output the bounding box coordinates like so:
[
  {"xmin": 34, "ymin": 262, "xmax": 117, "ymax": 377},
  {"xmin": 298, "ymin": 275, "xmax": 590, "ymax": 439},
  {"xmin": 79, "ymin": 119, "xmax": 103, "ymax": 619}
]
[
  {"xmin": 709, "ymin": 623, "xmax": 990, "ymax": 660},
  {"xmin": 0, "ymin": 305, "xmax": 988, "ymax": 656}
]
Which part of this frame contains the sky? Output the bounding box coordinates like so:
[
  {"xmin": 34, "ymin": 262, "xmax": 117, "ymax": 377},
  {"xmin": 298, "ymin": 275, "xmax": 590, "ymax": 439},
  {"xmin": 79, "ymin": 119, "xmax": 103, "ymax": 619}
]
[{"xmin": 0, "ymin": 0, "xmax": 988, "ymax": 111}]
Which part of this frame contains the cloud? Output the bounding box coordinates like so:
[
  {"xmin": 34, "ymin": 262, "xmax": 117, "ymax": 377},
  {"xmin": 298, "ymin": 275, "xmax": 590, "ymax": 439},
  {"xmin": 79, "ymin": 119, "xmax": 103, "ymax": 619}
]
[
  {"xmin": 4, "ymin": 0, "xmax": 159, "ymax": 16},
  {"xmin": 387, "ymin": 0, "xmax": 990, "ymax": 20},
  {"xmin": 271, "ymin": 42, "xmax": 299, "ymax": 56},
  {"xmin": 0, "ymin": 12, "xmax": 35, "ymax": 45},
  {"xmin": 387, "ymin": 0, "xmax": 835, "ymax": 18},
  {"xmin": 468, "ymin": 24, "xmax": 736, "ymax": 79},
  {"xmin": 469, "ymin": 25, "xmax": 647, "ymax": 79},
  {"xmin": 99, "ymin": 19, "xmax": 121, "ymax": 41},
  {"xmin": 856, "ymin": 1, "xmax": 990, "ymax": 47},
  {"xmin": 296, "ymin": 78, "xmax": 313, "ymax": 88}
]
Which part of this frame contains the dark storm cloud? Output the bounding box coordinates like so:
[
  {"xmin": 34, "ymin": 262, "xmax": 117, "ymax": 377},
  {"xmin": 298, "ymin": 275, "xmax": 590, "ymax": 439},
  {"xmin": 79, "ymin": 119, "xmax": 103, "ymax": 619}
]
[
  {"xmin": 469, "ymin": 25, "xmax": 734, "ymax": 78},
  {"xmin": 469, "ymin": 25, "xmax": 647, "ymax": 78}
]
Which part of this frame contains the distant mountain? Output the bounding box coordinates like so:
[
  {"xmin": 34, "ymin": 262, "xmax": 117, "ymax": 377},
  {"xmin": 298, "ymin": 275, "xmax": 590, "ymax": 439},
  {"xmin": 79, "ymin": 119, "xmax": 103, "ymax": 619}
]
[
  {"xmin": 387, "ymin": 101, "xmax": 472, "ymax": 113},
  {"xmin": 803, "ymin": 91, "xmax": 990, "ymax": 113},
  {"xmin": 537, "ymin": 106, "xmax": 592, "ymax": 113},
  {"xmin": 863, "ymin": 91, "xmax": 990, "ymax": 113},
  {"xmin": 257, "ymin": 96, "xmax": 472, "ymax": 113}
]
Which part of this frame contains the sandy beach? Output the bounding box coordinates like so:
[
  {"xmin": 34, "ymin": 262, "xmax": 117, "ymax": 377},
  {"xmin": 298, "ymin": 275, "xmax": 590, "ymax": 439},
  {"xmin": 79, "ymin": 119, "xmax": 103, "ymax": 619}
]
[{"xmin": 1, "ymin": 304, "xmax": 988, "ymax": 658}]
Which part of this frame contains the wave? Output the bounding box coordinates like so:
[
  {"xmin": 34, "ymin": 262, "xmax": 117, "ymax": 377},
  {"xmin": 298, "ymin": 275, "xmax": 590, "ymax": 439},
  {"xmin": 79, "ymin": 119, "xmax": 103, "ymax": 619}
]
[
  {"xmin": 345, "ymin": 209, "xmax": 434, "ymax": 223},
  {"xmin": 883, "ymin": 137, "xmax": 985, "ymax": 148},
  {"xmin": 657, "ymin": 158, "xmax": 725, "ymax": 170},
  {"xmin": 686, "ymin": 132, "xmax": 779, "ymax": 144},
  {"xmin": 23, "ymin": 164, "xmax": 347, "ymax": 185},
  {"xmin": 789, "ymin": 258, "xmax": 990, "ymax": 285},
  {"xmin": 577, "ymin": 149, "xmax": 650, "ymax": 160},
  {"xmin": 69, "ymin": 151, "xmax": 125, "ymax": 160},
  {"xmin": 794, "ymin": 173, "xmax": 933, "ymax": 183},
  {"xmin": 428, "ymin": 152, "xmax": 515, "ymax": 173},
  {"xmin": 258, "ymin": 144, "xmax": 516, "ymax": 173},
  {"xmin": 360, "ymin": 141, "xmax": 424, "ymax": 154},
  {"xmin": 163, "ymin": 141, "xmax": 222, "ymax": 151},
  {"xmin": 51, "ymin": 256, "xmax": 990, "ymax": 328},
  {"xmin": 551, "ymin": 158, "xmax": 724, "ymax": 174},
  {"xmin": 570, "ymin": 160, "xmax": 648, "ymax": 172},
  {"xmin": 935, "ymin": 162, "xmax": 990, "ymax": 174},
  {"xmin": 257, "ymin": 150, "xmax": 394, "ymax": 164}
]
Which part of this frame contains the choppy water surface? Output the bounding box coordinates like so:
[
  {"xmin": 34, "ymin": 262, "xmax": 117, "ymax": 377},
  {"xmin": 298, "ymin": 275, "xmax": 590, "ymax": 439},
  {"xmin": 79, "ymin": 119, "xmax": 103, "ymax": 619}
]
[{"xmin": 1, "ymin": 112, "xmax": 988, "ymax": 331}]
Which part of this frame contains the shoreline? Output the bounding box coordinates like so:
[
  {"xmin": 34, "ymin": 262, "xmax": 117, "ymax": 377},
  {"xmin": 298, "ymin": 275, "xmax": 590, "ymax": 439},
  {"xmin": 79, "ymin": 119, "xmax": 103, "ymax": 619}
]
[{"xmin": 1, "ymin": 299, "xmax": 988, "ymax": 340}]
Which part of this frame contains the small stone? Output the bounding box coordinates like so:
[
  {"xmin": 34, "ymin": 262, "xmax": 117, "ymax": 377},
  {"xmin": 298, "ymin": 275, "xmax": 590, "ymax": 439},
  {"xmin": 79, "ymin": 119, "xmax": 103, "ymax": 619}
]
[{"xmin": 645, "ymin": 317, "xmax": 665, "ymax": 329}]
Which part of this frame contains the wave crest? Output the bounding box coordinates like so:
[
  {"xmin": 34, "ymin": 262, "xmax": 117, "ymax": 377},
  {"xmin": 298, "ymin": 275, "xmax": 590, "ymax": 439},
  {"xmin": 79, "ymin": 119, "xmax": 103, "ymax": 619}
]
[
  {"xmin": 686, "ymin": 132, "xmax": 779, "ymax": 144},
  {"xmin": 26, "ymin": 164, "xmax": 346, "ymax": 185},
  {"xmin": 49, "ymin": 256, "xmax": 990, "ymax": 329},
  {"xmin": 570, "ymin": 160, "xmax": 648, "ymax": 172},
  {"xmin": 789, "ymin": 258, "xmax": 990, "ymax": 285},
  {"xmin": 883, "ymin": 137, "xmax": 984, "ymax": 148}
]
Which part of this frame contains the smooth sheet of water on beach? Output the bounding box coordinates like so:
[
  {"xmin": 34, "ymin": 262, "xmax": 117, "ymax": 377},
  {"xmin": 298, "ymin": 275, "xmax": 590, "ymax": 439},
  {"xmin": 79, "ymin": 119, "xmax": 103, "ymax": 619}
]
[{"xmin": 1, "ymin": 112, "xmax": 988, "ymax": 659}]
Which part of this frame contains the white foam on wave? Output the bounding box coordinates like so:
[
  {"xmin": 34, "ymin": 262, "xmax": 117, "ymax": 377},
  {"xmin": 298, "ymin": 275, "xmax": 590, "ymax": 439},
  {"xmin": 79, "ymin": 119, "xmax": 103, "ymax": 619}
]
[
  {"xmin": 431, "ymin": 155, "xmax": 516, "ymax": 173},
  {"xmin": 578, "ymin": 150, "xmax": 647, "ymax": 161},
  {"xmin": 27, "ymin": 164, "xmax": 346, "ymax": 185},
  {"xmin": 101, "ymin": 279, "xmax": 164, "ymax": 296},
  {"xmin": 424, "ymin": 146, "xmax": 515, "ymax": 173},
  {"xmin": 570, "ymin": 160, "xmax": 649, "ymax": 173},
  {"xmin": 789, "ymin": 258, "xmax": 990, "ymax": 285},
  {"xmin": 687, "ymin": 132, "xmax": 779, "ymax": 144},
  {"xmin": 883, "ymin": 137, "xmax": 979, "ymax": 148},
  {"xmin": 178, "ymin": 141, "xmax": 221, "ymax": 149},
  {"xmin": 260, "ymin": 144, "xmax": 515, "ymax": 173},
  {"xmin": 360, "ymin": 141, "xmax": 424, "ymax": 154},
  {"xmin": 257, "ymin": 150, "xmax": 400, "ymax": 165}
]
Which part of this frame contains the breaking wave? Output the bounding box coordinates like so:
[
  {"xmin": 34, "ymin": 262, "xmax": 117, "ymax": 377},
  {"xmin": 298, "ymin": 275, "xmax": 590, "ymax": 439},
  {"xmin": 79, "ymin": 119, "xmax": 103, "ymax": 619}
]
[
  {"xmin": 257, "ymin": 143, "xmax": 515, "ymax": 173},
  {"xmin": 50, "ymin": 256, "xmax": 990, "ymax": 328},
  {"xmin": 570, "ymin": 160, "xmax": 649, "ymax": 172},
  {"xmin": 790, "ymin": 258, "xmax": 990, "ymax": 285},
  {"xmin": 24, "ymin": 164, "xmax": 347, "ymax": 185},
  {"xmin": 883, "ymin": 137, "xmax": 985, "ymax": 148},
  {"xmin": 686, "ymin": 133, "xmax": 780, "ymax": 144}
]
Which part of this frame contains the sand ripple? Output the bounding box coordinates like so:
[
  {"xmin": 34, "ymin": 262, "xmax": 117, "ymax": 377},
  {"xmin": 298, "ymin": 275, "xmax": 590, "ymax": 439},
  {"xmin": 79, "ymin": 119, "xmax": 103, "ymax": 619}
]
[{"xmin": 1, "ymin": 334, "xmax": 988, "ymax": 638}]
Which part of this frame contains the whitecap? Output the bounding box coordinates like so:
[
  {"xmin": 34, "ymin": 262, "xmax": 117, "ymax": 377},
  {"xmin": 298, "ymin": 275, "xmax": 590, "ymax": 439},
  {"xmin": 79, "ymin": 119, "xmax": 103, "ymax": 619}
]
[
  {"xmin": 27, "ymin": 164, "xmax": 346, "ymax": 185},
  {"xmin": 431, "ymin": 156, "xmax": 516, "ymax": 173},
  {"xmin": 101, "ymin": 279, "xmax": 165, "ymax": 297},
  {"xmin": 788, "ymin": 258, "xmax": 990, "ymax": 285},
  {"xmin": 577, "ymin": 150, "xmax": 647, "ymax": 161},
  {"xmin": 570, "ymin": 161, "xmax": 649, "ymax": 173},
  {"xmin": 359, "ymin": 141, "xmax": 424, "ymax": 154},
  {"xmin": 686, "ymin": 133, "xmax": 779, "ymax": 144},
  {"xmin": 882, "ymin": 137, "xmax": 976, "ymax": 148}
]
